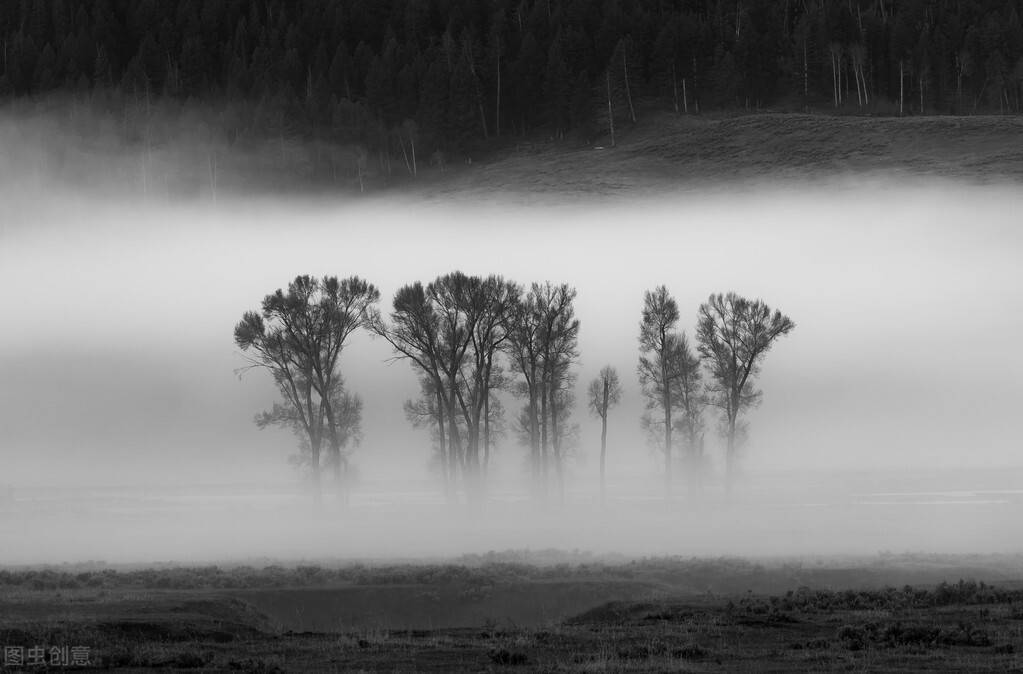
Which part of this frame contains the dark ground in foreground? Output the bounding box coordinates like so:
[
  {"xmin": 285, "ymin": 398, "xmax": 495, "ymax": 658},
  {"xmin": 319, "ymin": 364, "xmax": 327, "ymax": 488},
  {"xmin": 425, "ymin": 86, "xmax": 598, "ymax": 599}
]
[{"xmin": 2, "ymin": 555, "xmax": 1022, "ymax": 672}]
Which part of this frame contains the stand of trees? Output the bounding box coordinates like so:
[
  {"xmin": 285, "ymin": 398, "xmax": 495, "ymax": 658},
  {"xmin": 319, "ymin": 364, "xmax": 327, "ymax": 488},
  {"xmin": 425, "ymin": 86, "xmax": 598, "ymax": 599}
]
[
  {"xmin": 3, "ymin": 0, "xmax": 1023, "ymax": 168},
  {"xmin": 369, "ymin": 274, "xmax": 579, "ymax": 505},
  {"xmin": 639, "ymin": 287, "xmax": 794, "ymax": 498},
  {"xmin": 233, "ymin": 276, "xmax": 792, "ymax": 505}
]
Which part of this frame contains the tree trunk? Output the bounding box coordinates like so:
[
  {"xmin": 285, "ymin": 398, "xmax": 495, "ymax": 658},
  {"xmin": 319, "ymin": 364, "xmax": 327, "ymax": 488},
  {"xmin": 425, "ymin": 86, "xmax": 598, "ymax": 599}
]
[
  {"xmin": 398, "ymin": 133, "xmax": 412, "ymax": 175},
  {"xmin": 552, "ymin": 395, "xmax": 563, "ymax": 506},
  {"xmin": 900, "ymin": 60, "xmax": 904, "ymax": 116},
  {"xmin": 663, "ymin": 395, "xmax": 671, "ymax": 500},
  {"xmin": 208, "ymin": 151, "xmax": 217, "ymax": 204},
  {"xmin": 605, "ymin": 70, "xmax": 615, "ymax": 147},
  {"xmin": 803, "ymin": 41, "xmax": 808, "ymax": 106},
  {"xmin": 600, "ymin": 380, "xmax": 608, "ymax": 507},
  {"xmin": 862, "ymin": 63, "xmax": 869, "ymax": 105},
  {"xmin": 671, "ymin": 62, "xmax": 679, "ymax": 113},
  {"xmin": 623, "ymin": 47, "xmax": 636, "ymax": 123},
  {"xmin": 842, "ymin": 55, "xmax": 847, "ymax": 103},
  {"xmin": 831, "ymin": 50, "xmax": 838, "ymax": 107},
  {"xmin": 478, "ymin": 101, "xmax": 489, "ymax": 140},
  {"xmin": 310, "ymin": 437, "xmax": 322, "ymax": 506},
  {"xmin": 446, "ymin": 375, "xmax": 461, "ymax": 498},
  {"xmin": 600, "ymin": 413, "xmax": 607, "ymax": 506},
  {"xmin": 692, "ymin": 55, "xmax": 699, "ymax": 113},
  {"xmin": 540, "ymin": 374, "xmax": 549, "ymax": 502},
  {"xmin": 434, "ymin": 385, "xmax": 449, "ymax": 500},
  {"xmin": 854, "ymin": 59, "xmax": 862, "ymax": 106},
  {"xmin": 696, "ymin": 433, "xmax": 705, "ymax": 493},
  {"xmin": 483, "ymin": 391, "xmax": 491, "ymax": 476},
  {"xmin": 725, "ymin": 416, "xmax": 736, "ymax": 496},
  {"xmin": 495, "ymin": 49, "xmax": 501, "ymax": 137},
  {"xmin": 322, "ymin": 400, "xmax": 345, "ymax": 505},
  {"xmin": 529, "ymin": 378, "xmax": 539, "ymax": 497},
  {"xmin": 957, "ymin": 65, "xmax": 963, "ymax": 113}
]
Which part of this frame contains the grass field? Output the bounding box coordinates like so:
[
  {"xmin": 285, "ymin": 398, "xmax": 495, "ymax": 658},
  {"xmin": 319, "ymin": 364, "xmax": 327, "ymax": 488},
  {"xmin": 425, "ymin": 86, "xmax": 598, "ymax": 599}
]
[
  {"xmin": 2, "ymin": 554, "xmax": 1023, "ymax": 672},
  {"xmin": 418, "ymin": 112, "xmax": 1023, "ymax": 201}
]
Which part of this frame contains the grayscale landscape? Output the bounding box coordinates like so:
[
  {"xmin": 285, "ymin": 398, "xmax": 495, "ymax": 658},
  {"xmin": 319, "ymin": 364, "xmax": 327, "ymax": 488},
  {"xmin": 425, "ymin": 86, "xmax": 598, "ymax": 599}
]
[{"xmin": 2, "ymin": 2, "xmax": 1023, "ymax": 671}]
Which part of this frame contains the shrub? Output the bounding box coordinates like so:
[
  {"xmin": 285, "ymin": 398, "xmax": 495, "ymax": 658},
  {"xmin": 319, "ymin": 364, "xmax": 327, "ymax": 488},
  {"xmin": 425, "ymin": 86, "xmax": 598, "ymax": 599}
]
[{"xmin": 489, "ymin": 649, "xmax": 528, "ymax": 665}]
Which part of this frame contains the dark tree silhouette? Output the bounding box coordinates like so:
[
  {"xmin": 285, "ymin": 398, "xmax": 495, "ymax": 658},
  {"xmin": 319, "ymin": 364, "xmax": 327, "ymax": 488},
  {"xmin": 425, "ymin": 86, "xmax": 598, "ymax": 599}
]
[
  {"xmin": 535, "ymin": 282, "xmax": 580, "ymax": 505},
  {"xmin": 669, "ymin": 332, "xmax": 706, "ymax": 486},
  {"xmin": 372, "ymin": 273, "xmax": 515, "ymax": 502},
  {"xmin": 369, "ymin": 282, "xmax": 452, "ymax": 495},
  {"xmin": 638, "ymin": 285, "xmax": 685, "ymax": 499},
  {"xmin": 457, "ymin": 275, "xmax": 518, "ymax": 495},
  {"xmin": 505, "ymin": 287, "xmax": 544, "ymax": 496},
  {"xmin": 587, "ymin": 365, "xmax": 622, "ymax": 505},
  {"xmin": 235, "ymin": 275, "xmax": 379, "ymax": 502},
  {"xmin": 696, "ymin": 292, "xmax": 795, "ymax": 490}
]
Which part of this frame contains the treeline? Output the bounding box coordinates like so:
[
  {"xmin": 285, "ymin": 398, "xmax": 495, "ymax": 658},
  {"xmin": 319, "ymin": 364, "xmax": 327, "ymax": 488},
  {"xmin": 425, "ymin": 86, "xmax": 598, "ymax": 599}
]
[
  {"xmin": 2, "ymin": 0, "xmax": 1023, "ymax": 162},
  {"xmin": 235, "ymin": 274, "xmax": 794, "ymax": 505}
]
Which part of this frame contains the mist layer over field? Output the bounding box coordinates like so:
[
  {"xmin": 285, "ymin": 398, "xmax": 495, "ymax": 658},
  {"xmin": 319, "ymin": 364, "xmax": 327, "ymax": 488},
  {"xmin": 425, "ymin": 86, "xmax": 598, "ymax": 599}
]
[{"xmin": 2, "ymin": 115, "xmax": 1022, "ymax": 564}]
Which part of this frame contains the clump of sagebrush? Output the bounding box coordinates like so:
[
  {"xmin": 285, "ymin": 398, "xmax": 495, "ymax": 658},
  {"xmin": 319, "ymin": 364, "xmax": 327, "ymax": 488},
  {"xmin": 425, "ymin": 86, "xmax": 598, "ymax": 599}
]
[
  {"xmin": 489, "ymin": 648, "xmax": 528, "ymax": 665},
  {"xmin": 778, "ymin": 580, "xmax": 1021, "ymax": 612}
]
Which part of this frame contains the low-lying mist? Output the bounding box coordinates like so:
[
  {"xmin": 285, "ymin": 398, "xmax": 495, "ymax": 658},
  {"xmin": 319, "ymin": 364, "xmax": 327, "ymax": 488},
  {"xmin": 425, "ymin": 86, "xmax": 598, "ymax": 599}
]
[{"xmin": 2, "ymin": 104, "xmax": 1022, "ymax": 566}]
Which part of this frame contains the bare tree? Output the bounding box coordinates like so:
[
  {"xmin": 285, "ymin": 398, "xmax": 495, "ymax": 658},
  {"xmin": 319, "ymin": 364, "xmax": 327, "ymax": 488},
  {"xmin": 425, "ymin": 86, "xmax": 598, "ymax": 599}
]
[
  {"xmin": 587, "ymin": 366, "xmax": 622, "ymax": 505},
  {"xmin": 455, "ymin": 275, "xmax": 517, "ymax": 498},
  {"xmin": 696, "ymin": 292, "xmax": 794, "ymax": 490},
  {"xmin": 235, "ymin": 275, "xmax": 379, "ymax": 503},
  {"xmin": 536, "ymin": 282, "xmax": 580, "ymax": 505},
  {"xmin": 314, "ymin": 277, "xmax": 380, "ymax": 493},
  {"xmin": 429, "ymin": 273, "xmax": 476, "ymax": 488},
  {"xmin": 372, "ymin": 274, "xmax": 515, "ymax": 502},
  {"xmin": 638, "ymin": 285, "xmax": 683, "ymax": 499},
  {"xmin": 505, "ymin": 282, "xmax": 578, "ymax": 504},
  {"xmin": 668, "ymin": 333, "xmax": 706, "ymax": 488},
  {"xmin": 505, "ymin": 288, "xmax": 543, "ymax": 495}
]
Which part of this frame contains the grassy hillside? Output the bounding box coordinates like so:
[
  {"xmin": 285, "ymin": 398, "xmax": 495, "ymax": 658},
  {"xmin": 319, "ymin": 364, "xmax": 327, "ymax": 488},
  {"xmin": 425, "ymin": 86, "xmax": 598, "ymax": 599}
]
[
  {"xmin": 424, "ymin": 112, "xmax": 1023, "ymax": 200},
  {"xmin": 5, "ymin": 101, "xmax": 1022, "ymax": 202}
]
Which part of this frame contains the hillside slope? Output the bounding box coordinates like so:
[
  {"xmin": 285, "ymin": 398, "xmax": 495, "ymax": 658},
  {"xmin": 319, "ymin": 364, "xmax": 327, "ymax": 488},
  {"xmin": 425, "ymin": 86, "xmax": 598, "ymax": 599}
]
[{"xmin": 424, "ymin": 113, "xmax": 1023, "ymax": 200}]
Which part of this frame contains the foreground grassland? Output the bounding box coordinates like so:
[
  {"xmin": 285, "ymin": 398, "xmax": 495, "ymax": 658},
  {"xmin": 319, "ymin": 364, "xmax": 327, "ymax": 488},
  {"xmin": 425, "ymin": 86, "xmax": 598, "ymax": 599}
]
[{"xmin": 2, "ymin": 555, "xmax": 1022, "ymax": 672}]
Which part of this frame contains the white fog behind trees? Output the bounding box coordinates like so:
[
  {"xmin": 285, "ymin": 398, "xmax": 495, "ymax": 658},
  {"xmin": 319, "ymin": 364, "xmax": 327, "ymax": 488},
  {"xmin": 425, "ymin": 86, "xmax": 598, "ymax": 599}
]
[{"xmin": 2, "ymin": 178, "xmax": 1023, "ymax": 562}]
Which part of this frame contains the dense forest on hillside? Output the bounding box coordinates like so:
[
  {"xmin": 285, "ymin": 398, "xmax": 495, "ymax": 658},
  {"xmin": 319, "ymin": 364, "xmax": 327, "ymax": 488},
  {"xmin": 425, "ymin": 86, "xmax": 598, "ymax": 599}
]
[{"xmin": 2, "ymin": 0, "xmax": 1022, "ymax": 162}]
